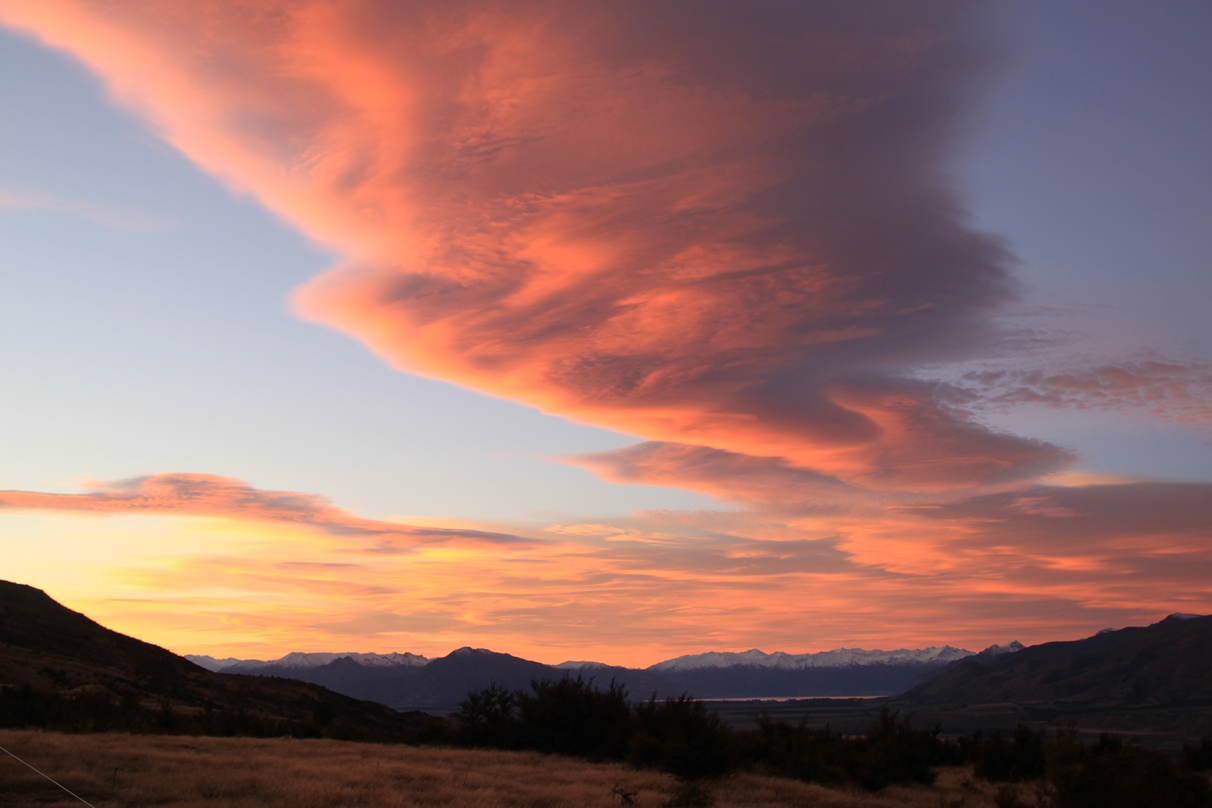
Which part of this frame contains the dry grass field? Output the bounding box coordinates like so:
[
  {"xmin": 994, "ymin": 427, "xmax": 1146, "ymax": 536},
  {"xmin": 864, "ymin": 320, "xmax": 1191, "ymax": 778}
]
[{"xmin": 0, "ymin": 729, "xmax": 1031, "ymax": 808}]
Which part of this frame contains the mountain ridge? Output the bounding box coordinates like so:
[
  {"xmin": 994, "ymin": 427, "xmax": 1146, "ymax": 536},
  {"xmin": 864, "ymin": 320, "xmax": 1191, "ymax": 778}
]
[
  {"xmin": 189, "ymin": 642, "xmax": 990, "ymax": 674},
  {"xmin": 186, "ymin": 615, "xmax": 1209, "ymax": 713},
  {"xmin": 5, "ymin": 578, "xmax": 1210, "ymax": 740},
  {"xmin": 0, "ymin": 580, "xmax": 435, "ymax": 739},
  {"xmin": 192, "ymin": 642, "xmax": 1022, "ymax": 710},
  {"xmin": 896, "ymin": 612, "xmax": 1212, "ymax": 738}
]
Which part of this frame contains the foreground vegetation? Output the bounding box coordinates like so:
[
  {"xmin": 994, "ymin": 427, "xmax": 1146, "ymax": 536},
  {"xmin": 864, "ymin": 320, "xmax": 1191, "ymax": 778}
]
[
  {"xmin": 3, "ymin": 675, "xmax": 1209, "ymax": 806},
  {"xmin": 0, "ymin": 681, "xmax": 445, "ymax": 743},
  {"xmin": 453, "ymin": 677, "xmax": 1211, "ymax": 804},
  {"xmin": 0, "ymin": 729, "xmax": 1034, "ymax": 807}
]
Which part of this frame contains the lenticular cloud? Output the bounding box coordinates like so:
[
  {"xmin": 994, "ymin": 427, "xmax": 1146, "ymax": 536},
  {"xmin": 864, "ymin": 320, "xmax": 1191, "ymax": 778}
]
[{"xmin": 0, "ymin": 0, "xmax": 1068, "ymax": 493}]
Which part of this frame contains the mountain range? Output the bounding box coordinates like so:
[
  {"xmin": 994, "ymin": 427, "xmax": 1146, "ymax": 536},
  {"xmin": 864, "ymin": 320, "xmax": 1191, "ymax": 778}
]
[
  {"xmin": 5, "ymin": 578, "xmax": 1210, "ymax": 741},
  {"xmin": 190, "ymin": 651, "xmax": 429, "ymax": 672},
  {"xmin": 187, "ymin": 641, "xmax": 1004, "ymax": 712}
]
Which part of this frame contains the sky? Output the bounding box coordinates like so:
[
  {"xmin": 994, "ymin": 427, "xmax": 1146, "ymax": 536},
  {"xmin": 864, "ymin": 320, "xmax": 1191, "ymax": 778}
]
[{"xmin": 1, "ymin": 1, "xmax": 1209, "ymax": 668}]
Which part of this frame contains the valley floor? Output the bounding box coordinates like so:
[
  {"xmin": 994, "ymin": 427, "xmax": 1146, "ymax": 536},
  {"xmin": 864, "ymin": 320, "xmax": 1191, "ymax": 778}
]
[{"xmin": 0, "ymin": 729, "xmax": 1029, "ymax": 807}]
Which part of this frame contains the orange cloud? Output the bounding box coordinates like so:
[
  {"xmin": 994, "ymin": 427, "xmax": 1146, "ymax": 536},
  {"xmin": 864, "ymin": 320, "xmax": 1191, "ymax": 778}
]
[
  {"xmin": 568, "ymin": 378, "xmax": 1074, "ymax": 508},
  {"xmin": 0, "ymin": 1, "xmax": 1073, "ymax": 493},
  {"xmin": 4, "ymin": 474, "xmax": 1210, "ymax": 664},
  {"xmin": 905, "ymin": 482, "xmax": 1212, "ymax": 558},
  {"xmin": 0, "ymin": 473, "xmax": 532, "ymax": 548},
  {"xmin": 568, "ymin": 442, "xmax": 856, "ymax": 511}
]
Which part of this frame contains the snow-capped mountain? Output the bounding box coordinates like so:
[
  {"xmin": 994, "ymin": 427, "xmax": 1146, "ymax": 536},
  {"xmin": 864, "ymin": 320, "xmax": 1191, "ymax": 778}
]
[
  {"xmin": 189, "ymin": 641, "xmax": 1023, "ymax": 706},
  {"xmin": 184, "ymin": 654, "xmax": 243, "ymax": 672},
  {"xmin": 190, "ymin": 651, "xmax": 428, "ymax": 672},
  {"xmin": 647, "ymin": 646, "xmax": 974, "ymax": 673},
  {"xmin": 979, "ymin": 641, "xmax": 1025, "ymax": 657},
  {"xmin": 555, "ymin": 660, "xmax": 612, "ymax": 670}
]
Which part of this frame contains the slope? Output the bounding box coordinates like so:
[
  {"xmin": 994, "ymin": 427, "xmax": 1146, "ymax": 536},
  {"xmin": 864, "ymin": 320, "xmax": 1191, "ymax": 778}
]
[
  {"xmin": 0, "ymin": 580, "xmax": 432, "ymax": 739},
  {"xmin": 900, "ymin": 613, "xmax": 1212, "ymax": 737}
]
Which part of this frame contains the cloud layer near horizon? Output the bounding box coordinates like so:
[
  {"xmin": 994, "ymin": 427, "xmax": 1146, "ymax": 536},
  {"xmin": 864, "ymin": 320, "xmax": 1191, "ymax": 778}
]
[
  {"xmin": 3, "ymin": 473, "xmax": 1210, "ymax": 664},
  {"xmin": 0, "ymin": 0, "xmax": 1091, "ymax": 494}
]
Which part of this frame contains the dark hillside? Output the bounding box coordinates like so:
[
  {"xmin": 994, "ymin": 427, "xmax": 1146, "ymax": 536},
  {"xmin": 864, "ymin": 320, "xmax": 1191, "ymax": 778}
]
[
  {"xmin": 901, "ymin": 614, "xmax": 1212, "ymax": 737},
  {"xmin": 0, "ymin": 580, "xmax": 433, "ymax": 740},
  {"xmin": 245, "ymin": 647, "xmax": 564, "ymax": 712}
]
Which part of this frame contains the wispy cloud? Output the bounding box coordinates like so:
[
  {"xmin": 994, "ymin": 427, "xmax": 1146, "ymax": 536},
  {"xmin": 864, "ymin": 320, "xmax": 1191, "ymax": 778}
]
[
  {"xmin": 5, "ymin": 472, "xmax": 1211, "ymax": 663},
  {"xmin": 0, "ymin": 473, "xmax": 533, "ymax": 548},
  {"xmin": 967, "ymin": 359, "xmax": 1212, "ymax": 424},
  {"xmin": 0, "ymin": 187, "xmax": 172, "ymax": 231}
]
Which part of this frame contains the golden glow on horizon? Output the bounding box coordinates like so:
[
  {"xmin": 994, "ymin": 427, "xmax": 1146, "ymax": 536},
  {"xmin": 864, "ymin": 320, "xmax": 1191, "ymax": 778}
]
[{"xmin": 2, "ymin": 474, "xmax": 1209, "ymax": 668}]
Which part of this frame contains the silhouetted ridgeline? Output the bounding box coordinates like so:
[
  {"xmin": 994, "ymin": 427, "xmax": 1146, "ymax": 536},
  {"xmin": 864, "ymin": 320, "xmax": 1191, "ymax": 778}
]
[
  {"xmin": 900, "ymin": 613, "xmax": 1212, "ymax": 739},
  {"xmin": 196, "ymin": 646, "xmax": 978, "ymax": 711},
  {"xmin": 196, "ymin": 611, "xmax": 1212, "ymax": 746},
  {"xmin": 0, "ymin": 580, "xmax": 441, "ymax": 741},
  {"xmin": 4, "ymin": 579, "xmax": 1212, "ymax": 804}
]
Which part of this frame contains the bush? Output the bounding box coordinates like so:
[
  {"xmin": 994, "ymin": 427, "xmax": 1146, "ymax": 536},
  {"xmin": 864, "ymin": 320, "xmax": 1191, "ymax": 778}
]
[
  {"xmin": 743, "ymin": 716, "xmax": 851, "ymax": 785},
  {"xmin": 1183, "ymin": 735, "xmax": 1212, "ymax": 772},
  {"xmin": 457, "ymin": 681, "xmax": 959, "ymax": 790},
  {"xmin": 518, "ymin": 676, "xmax": 631, "ymax": 759},
  {"xmin": 1042, "ymin": 732, "xmax": 1210, "ymax": 808},
  {"xmin": 975, "ymin": 725, "xmax": 1046, "ymax": 782},
  {"xmin": 629, "ymin": 694, "xmax": 732, "ymax": 780},
  {"xmin": 457, "ymin": 681, "xmax": 519, "ymax": 748},
  {"xmin": 854, "ymin": 706, "xmax": 937, "ymax": 791}
]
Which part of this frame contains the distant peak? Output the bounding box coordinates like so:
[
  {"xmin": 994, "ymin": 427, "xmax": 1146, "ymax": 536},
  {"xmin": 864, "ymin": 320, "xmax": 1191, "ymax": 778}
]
[
  {"xmin": 203, "ymin": 650, "xmax": 428, "ymax": 671},
  {"xmin": 184, "ymin": 654, "xmax": 243, "ymax": 672},
  {"xmin": 1160, "ymin": 612, "xmax": 1201, "ymax": 623},
  {"xmin": 647, "ymin": 645, "xmax": 973, "ymax": 672},
  {"xmin": 555, "ymin": 660, "xmax": 611, "ymax": 669},
  {"xmin": 978, "ymin": 640, "xmax": 1024, "ymax": 657}
]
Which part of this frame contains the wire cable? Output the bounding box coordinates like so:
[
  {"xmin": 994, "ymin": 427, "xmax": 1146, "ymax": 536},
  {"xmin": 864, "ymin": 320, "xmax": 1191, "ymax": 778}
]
[{"xmin": 0, "ymin": 742, "xmax": 99, "ymax": 807}]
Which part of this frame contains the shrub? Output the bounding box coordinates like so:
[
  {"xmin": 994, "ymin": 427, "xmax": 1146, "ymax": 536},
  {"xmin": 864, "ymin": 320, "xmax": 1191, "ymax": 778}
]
[
  {"xmin": 1183, "ymin": 735, "xmax": 1212, "ymax": 772},
  {"xmin": 1043, "ymin": 733, "xmax": 1210, "ymax": 808},
  {"xmin": 629, "ymin": 694, "xmax": 732, "ymax": 780},
  {"xmin": 743, "ymin": 716, "xmax": 854, "ymax": 785},
  {"xmin": 457, "ymin": 681, "xmax": 519, "ymax": 748},
  {"xmin": 854, "ymin": 706, "xmax": 936, "ymax": 791},
  {"xmin": 975, "ymin": 725, "xmax": 1046, "ymax": 782},
  {"xmin": 517, "ymin": 676, "xmax": 631, "ymax": 760}
]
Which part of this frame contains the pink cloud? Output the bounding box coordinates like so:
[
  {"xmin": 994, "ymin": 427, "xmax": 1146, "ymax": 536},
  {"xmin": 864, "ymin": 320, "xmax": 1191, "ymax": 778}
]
[
  {"xmin": 0, "ymin": 1, "xmax": 1074, "ymax": 493},
  {"xmin": 568, "ymin": 442, "xmax": 855, "ymax": 510},
  {"xmin": 0, "ymin": 473, "xmax": 532, "ymax": 547},
  {"xmin": 570, "ymin": 376, "xmax": 1073, "ymax": 504},
  {"xmin": 908, "ymin": 481, "xmax": 1212, "ymax": 555},
  {"xmin": 968, "ymin": 360, "xmax": 1212, "ymax": 423}
]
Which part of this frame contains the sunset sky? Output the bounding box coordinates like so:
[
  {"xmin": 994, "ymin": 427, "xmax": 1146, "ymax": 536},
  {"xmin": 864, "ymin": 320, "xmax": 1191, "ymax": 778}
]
[{"xmin": 1, "ymin": 1, "xmax": 1209, "ymax": 668}]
